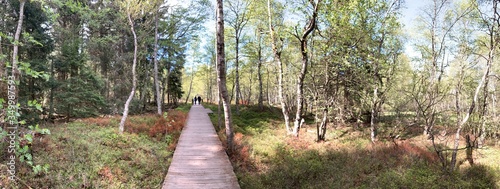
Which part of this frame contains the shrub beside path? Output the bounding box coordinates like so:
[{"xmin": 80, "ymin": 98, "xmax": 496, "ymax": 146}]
[{"xmin": 162, "ymin": 105, "xmax": 240, "ymax": 189}]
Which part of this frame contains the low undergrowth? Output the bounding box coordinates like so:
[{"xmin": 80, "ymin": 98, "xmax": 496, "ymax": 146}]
[
  {"xmin": 208, "ymin": 104, "xmax": 500, "ymax": 189},
  {"xmin": 0, "ymin": 107, "xmax": 188, "ymax": 188}
]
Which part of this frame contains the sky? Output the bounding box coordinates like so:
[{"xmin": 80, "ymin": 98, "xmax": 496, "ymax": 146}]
[{"xmin": 400, "ymin": 0, "xmax": 429, "ymax": 59}]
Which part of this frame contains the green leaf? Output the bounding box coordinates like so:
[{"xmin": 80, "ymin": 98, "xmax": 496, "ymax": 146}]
[
  {"xmin": 25, "ymin": 153, "xmax": 33, "ymax": 161},
  {"xmin": 33, "ymin": 165, "xmax": 41, "ymax": 174},
  {"xmin": 42, "ymin": 129, "xmax": 51, "ymax": 135},
  {"xmin": 43, "ymin": 164, "xmax": 50, "ymax": 173},
  {"xmin": 25, "ymin": 134, "xmax": 33, "ymax": 143},
  {"xmin": 36, "ymin": 104, "xmax": 43, "ymax": 111}
]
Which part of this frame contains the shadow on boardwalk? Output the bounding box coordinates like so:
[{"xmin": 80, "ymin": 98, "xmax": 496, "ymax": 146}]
[{"xmin": 162, "ymin": 105, "xmax": 240, "ymax": 189}]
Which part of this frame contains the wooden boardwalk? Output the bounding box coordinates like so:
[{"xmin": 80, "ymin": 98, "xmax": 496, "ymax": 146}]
[{"xmin": 162, "ymin": 105, "xmax": 240, "ymax": 189}]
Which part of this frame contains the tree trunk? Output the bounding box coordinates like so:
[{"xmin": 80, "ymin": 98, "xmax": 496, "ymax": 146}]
[
  {"xmin": 370, "ymin": 86, "xmax": 378, "ymax": 143},
  {"xmin": 185, "ymin": 66, "xmax": 194, "ymax": 104},
  {"xmin": 257, "ymin": 33, "xmax": 264, "ymax": 110},
  {"xmin": 162, "ymin": 75, "xmax": 166, "ymax": 109},
  {"xmin": 230, "ymin": 77, "xmax": 235, "ymax": 103},
  {"xmin": 0, "ymin": 27, "xmax": 4, "ymax": 78},
  {"xmin": 266, "ymin": 66, "xmax": 271, "ymax": 105},
  {"xmin": 119, "ymin": 13, "xmax": 138, "ymax": 134},
  {"xmin": 267, "ymin": 0, "xmax": 291, "ymax": 133},
  {"xmin": 478, "ymin": 1, "xmax": 498, "ymax": 147},
  {"xmin": 217, "ymin": 0, "xmax": 234, "ymax": 153},
  {"xmin": 12, "ymin": 0, "xmax": 25, "ymax": 83},
  {"xmin": 317, "ymin": 107, "xmax": 328, "ymax": 141},
  {"xmin": 166, "ymin": 70, "xmax": 170, "ymax": 106},
  {"xmin": 206, "ymin": 61, "xmax": 211, "ymax": 103},
  {"xmin": 140, "ymin": 60, "xmax": 149, "ymax": 112},
  {"xmin": 450, "ymin": 56, "xmax": 491, "ymax": 171},
  {"xmin": 218, "ymin": 93, "xmax": 223, "ymax": 130},
  {"xmin": 8, "ymin": 0, "xmax": 25, "ymax": 127},
  {"xmin": 49, "ymin": 58, "xmax": 55, "ymax": 121},
  {"xmin": 248, "ymin": 64, "xmax": 253, "ymax": 105},
  {"xmin": 292, "ymin": 0, "xmax": 319, "ymax": 137},
  {"xmin": 153, "ymin": 10, "xmax": 162, "ymax": 115},
  {"xmin": 478, "ymin": 64, "xmax": 490, "ymax": 147},
  {"xmin": 235, "ymin": 37, "xmax": 240, "ymax": 114},
  {"xmin": 292, "ymin": 48, "xmax": 307, "ymax": 136}
]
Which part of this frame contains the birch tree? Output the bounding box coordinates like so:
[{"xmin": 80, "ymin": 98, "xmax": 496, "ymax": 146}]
[
  {"xmin": 226, "ymin": 0, "xmax": 251, "ymax": 114},
  {"xmin": 475, "ymin": 0, "xmax": 499, "ymax": 148},
  {"xmin": 291, "ymin": 0, "xmax": 320, "ymax": 137},
  {"xmin": 12, "ymin": 0, "xmax": 26, "ymax": 83},
  {"xmin": 217, "ymin": 0, "xmax": 235, "ymax": 152},
  {"xmin": 153, "ymin": 3, "xmax": 162, "ymax": 115},
  {"xmin": 413, "ymin": 0, "xmax": 471, "ymax": 136},
  {"xmin": 368, "ymin": 0, "xmax": 402, "ymax": 142},
  {"xmin": 118, "ymin": 0, "xmax": 154, "ymax": 134},
  {"xmin": 267, "ymin": 0, "xmax": 291, "ymax": 133}
]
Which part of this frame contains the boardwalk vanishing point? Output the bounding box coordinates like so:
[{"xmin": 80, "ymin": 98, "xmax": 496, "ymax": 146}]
[{"xmin": 162, "ymin": 105, "xmax": 240, "ymax": 189}]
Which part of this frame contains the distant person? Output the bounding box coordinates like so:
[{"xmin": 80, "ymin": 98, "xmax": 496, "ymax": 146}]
[
  {"xmin": 193, "ymin": 97, "xmax": 197, "ymax": 105},
  {"xmin": 198, "ymin": 96, "xmax": 202, "ymax": 105},
  {"xmin": 192, "ymin": 97, "xmax": 195, "ymax": 105}
]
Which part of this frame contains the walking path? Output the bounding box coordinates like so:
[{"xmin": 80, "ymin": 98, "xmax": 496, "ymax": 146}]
[{"xmin": 162, "ymin": 105, "xmax": 240, "ymax": 189}]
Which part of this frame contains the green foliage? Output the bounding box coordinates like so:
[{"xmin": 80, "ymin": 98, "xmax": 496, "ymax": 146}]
[
  {"xmin": 0, "ymin": 1, "xmax": 52, "ymax": 174},
  {"xmin": 18, "ymin": 0, "xmax": 54, "ymax": 97},
  {"xmin": 52, "ymin": 38, "xmax": 107, "ymax": 118},
  {"xmin": 28, "ymin": 124, "xmax": 50, "ymax": 135},
  {"xmin": 462, "ymin": 164, "xmax": 499, "ymax": 188},
  {"xmin": 33, "ymin": 164, "xmax": 50, "ymax": 175},
  {"xmin": 0, "ymin": 96, "xmax": 51, "ymax": 176},
  {"xmin": 168, "ymin": 67, "xmax": 185, "ymax": 102},
  {"xmin": 27, "ymin": 100, "xmax": 43, "ymax": 112}
]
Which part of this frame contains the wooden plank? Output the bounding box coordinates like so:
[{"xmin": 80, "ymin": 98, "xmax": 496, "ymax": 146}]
[{"xmin": 162, "ymin": 105, "xmax": 240, "ymax": 189}]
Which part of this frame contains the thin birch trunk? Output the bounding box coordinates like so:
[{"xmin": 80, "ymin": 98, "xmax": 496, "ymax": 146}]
[
  {"xmin": 257, "ymin": 33, "xmax": 264, "ymax": 110},
  {"xmin": 235, "ymin": 37, "xmax": 240, "ymax": 114},
  {"xmin": 0, "ymin": 28, "xmax": 4, "ymax": 78},
  {"xmin": 217, "ymin": 0, "xmax": 234, "ymax": 152},
  {"xmin": 450, "ymin": 57, "xmax": 492, "ymax": 171},
  {"xmin": 267, "ymin": 0, "xmax": 291, "ymax": 133},
  {"xmin": 153, "ymin": 10, "xmax": 162, "ymax": 115},
  {"xmin": 370, "ymin": 85, "xmax": 378, "ymax": 143},
  {"xmin": 119, "ymin": 13, "xmax": 138, "ymax": 134},
  {"xmin": 292, "ymin": 0, "xmax": 320, "ymax": 137},
  {"xmin": 478, "ymin": 0, "xmax": 498, "ymax": 147},
  {"xmin": 185, "ymin": 66, "xmax": 194, "ymax": 104},
  {"xmin": 12, "ymin": 0, "xmax": 25, "ymax": 82}
]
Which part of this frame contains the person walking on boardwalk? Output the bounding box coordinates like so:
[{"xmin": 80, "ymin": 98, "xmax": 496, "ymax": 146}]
[
  {"xmin": 193, "ymin": 97, "xmax": 197, "ymax": 105},
  {"xmin": 197, "ymin": 96, "xmax": 202, "ymax": 105}
]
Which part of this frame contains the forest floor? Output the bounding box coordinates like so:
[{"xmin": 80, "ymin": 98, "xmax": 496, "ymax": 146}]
[
  {"xmin": 0, "ymin": 104, "xmax": 190, "ymax": 189},
  {"xmin": 207, "ymin": 104, "xmax": 500, "ymax": 189}
]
